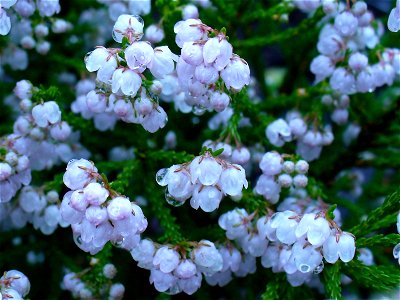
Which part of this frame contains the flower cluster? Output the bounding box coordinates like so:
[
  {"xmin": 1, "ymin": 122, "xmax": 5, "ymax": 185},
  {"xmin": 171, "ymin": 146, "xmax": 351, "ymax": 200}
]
[
  {"xmin": 0, "ymin": 135, "xmax": 31, "ymax": 202},
  {"xmin": 0, "ymin": 269, "xmax": 30, "ymax": 299},
  {"xmin": 219, "ymin": 203, "xmax": 356, "ymax": 287},
  {"xmin": 291, "ymin": 0, "xmax": 338, "ymax": 14},
  {"xmin": 10, "ymin": 81, "xmax": 89, "ymax": 170},
  {"xmin": 393, "ymin": 212, "xmax": 400, "ymax": 265},
  {"xmin": 156, "ymin": 150, "xmax": 248, "ymax": 212},
  {"xmin": 97, "ymin": 0, "xmax": 151, "ymax": 21},
  {"xmin": 0, "ymin": 186, "xmax": 67, "ymax": 234},
  {"xmin": 82, "ymin": 15, "xmax": 173, "ymax": 133},
  {"xmin": 204, "ymin": 243, "xmax": 256, "ymax": 287},
  {"xmin": 388, "ymin": 0, "xmax": 400, "ymax": 32},
  {"xmin": 202, "ymin": 140, "xmax": 251, "ymax": 166},
  {"xmin": 131, "ymin": 239, "xmax": 223, "ymax": 295},
  {"xmin": 62, "ymin": 261, "xmax": 124, "ymax": 300},
  {"xmin": 309, "ymin": 1, "xmax": 398, "ymax": 95},
  {"xmin": 0, "ymin": 0, "xmax": 61, "ymax": 36},
  {"xmin": 162, "ymin": 18, "xmax": 250, "ymax": 114},
  {"xmin": 254, "ymin": 152, "xmax": 309, "ymax": 204},
  {"xmin": 321, "ymin": 93, "xmax": 350, "ymax": 125},
  {"xmin": 61, "ymin": 159, "xmax": 147, "ymax": 254},
  {"xmin": 0, "ymin": 0, "xmax": 72, "ymax": 72},
  {"xmin": 266, "ymin": 112, "xmax": 334, "ymax": 161}
]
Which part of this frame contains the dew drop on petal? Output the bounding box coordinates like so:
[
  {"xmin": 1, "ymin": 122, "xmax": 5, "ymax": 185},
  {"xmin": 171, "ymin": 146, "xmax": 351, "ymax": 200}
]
[
  {"xmin": 313, "ymin": 261, "xmax": 324, "ymax": 274},
  {"xmin": 112, "ymin": 238, "xmax": 124, "ymax": 248},
  {"xmin": 67, "ymin": 159, "xmax": 77, "ymax": 166},
  {"xmin": 156, "ymin": 168, "xmax": 168, "ymax": 186},
  {"xmin": 299, "ymin": 264, "xmax": 310, "ymax": 273},
  {"xmin": 84, "ymin": 51, "xmax": 92, "ymax": 65},
  {"xmin": 133, "ymin": 15, "xmax": 144, "ymax": 26},
  {"xmin": 393, "ymin": 243, "xmax": 400, "ymax": 259},
  {"xmin": 74, "ymin": 234, "xmax": 82, "ymax": 246},
  {"xmin": 192, "ymin": 105, "xmax": 206, "ymax": 116},
  {"xmin": 165, "ymin": 189, "xmax": 185, "ymax": 207},
  {"xmin": 112, "ymin": 30, "xmax": 117, "ymax": 39}
]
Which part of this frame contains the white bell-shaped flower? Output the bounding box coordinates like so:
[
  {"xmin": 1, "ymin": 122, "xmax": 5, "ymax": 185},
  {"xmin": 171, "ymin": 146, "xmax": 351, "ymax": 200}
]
[
  {"xmin": 107, "ymin": 196, "xmax": 132, "ymax": 221},
  {"xmin": 63, "ymin": 159, "xmax": 97, "ymax": 190},
  {"xmin": 174, "ymin": 19, "xmax": 205, "ymax": 48},
  {"xmin": 0, "ymin": 8, "xmax": 11, "ymax": 35},
  {"xmin": 295, "ymin": 213, "xmax": 331, "ymax": 246},
  {"xmin": 194, "ymin": 64, "xmax": 219, "ymax": 84},
  {"xmin": 190, "ymin": 184, "xmax": 223, "ymax": 212},
  {"xmin": 125, "ymin": 41, "xmax": 154, "ymax": 72},
  {"xmin": 189, "ymin": 155, "xmax": 222, "ymax": 186},
  {"xmin": 113, "ymin": 14, "xmax": 144, "ymax": 43},
  {"xmin": 166, "ymin": 165, "xmax": 194, "ymax": 201},
  {"xmin": 259, "ymin": 151, "xmax": 282, "ymax": 175},
  {"xmin": 292, "ymin": 241, "xmax": 323, "ymax": 273},
  {"xmin": 203, "ymin": 37, "xmax": 232, "ymax": 71},
  {"xmin": 266, "ymin": 119, "xmax": 292, "ymax": 147},
  {"xmin": 192, "ymin": 240, "xmax": 223, "ymax": 276},
  {"xmin": 148, "ymin": 46, "xmax": 176, "ymax": 79},
  {"xmin": 322, "ymin": 231, "xmax": 356, "ymax": 263},
  {"xmin": 181, "ymin": 41, "xmax": 204, "ymax": 66},
  {"xmin": 153, "ymin": 246, "xmax": 180, "ymax": 273},
  {"xmin": 111, "ymin": 68, "xmax": 142, "ymax": 96},
  {"xmin": 32, "ymin": 101, "xmax": 61, "ymax": 128},
  {"xmin": 221, "ymin": 55, "xmax": 250, "ymax": 91},
  {"xmin": 269, "ymin": 211, "xmax": 298, "ymax": 245},
  {"xmin": 218, "ymin": 165, "xmax": 248, "ymax": 196},
  {"xmin": 141, "ymin": 105, "xmax": 168, "ymax": 133}
]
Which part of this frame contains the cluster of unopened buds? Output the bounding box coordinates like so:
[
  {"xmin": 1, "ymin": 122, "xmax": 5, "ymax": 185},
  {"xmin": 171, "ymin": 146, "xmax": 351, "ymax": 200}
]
[
  {"xmin": 131, "ymin": 238, "xmax": 227, "ymax": 294},
  {"xmin": 97, "ymin": 0, "xmax": 151, "ymax": 21},
  {"xmin": 393, "ymin": 212, "xmax": 400, "ymax": 265},
  {"xmin": 309, "ymin": 0, "xmax": 399, "ymax": 95},
  {"xmin": 82, "ymin": 14, "xmax": 174, "ymax": 133},
  {"xmin": 0, "ymin": 0, "xmax": 73, "ymax": 72},
  {"xmin": 62, "ymin": 261, "xmax": 124, "ymax": 300},
  {"xmin": 219, "ymin": 205, "xmax": 356, "ymax": 287},
  {"xmin": 0, "ymin": 0, "xmax": 61, "ymax": 36},
  {"xmin": 266, "ymin": 111, "xmax": 334, "ymax": 161},
  {"xmin": 61, "ymin": 158, "xmax": 147, "ymax": 254},
  {"xmin": 321, "ymin": 93, "xmax": 350, "ymax": 125},
  {"xmin": 0, "ymin": 269, "xmax": 30, "ymax": 299},
  {"xmin": 0, "ymin": 136, "xmax": 31, "ymax": 203},
  {"xmin": 255, "ymin": 151, "xmax": 309, "ymax": 204},
  {"xmin": 202, "ymin": 140, "xmax": 251, "ymax": 166},
  {"xmin": 156, "ymin": 149, "xmax": 248, "ymax": 212},
  {"xmin": 159, "ymin": 18, "xmax": 250, "ymax": 115},
  {"xmin": 10, "ymin": 80, "xmax": 89, "ymax": 171},
  {"xmin": 0, "ymin": 186, "xmax": 67, "ymax": 235}
]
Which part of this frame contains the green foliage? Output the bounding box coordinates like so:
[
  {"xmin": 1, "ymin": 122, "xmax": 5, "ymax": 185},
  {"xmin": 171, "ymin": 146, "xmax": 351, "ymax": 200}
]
[
  {"xmin": 1, "ymin": 0, "xmax": 400, "ymax": 299},
  {"xmin": 356, "ymin": 234, "xmax": 400, "ymax": 248},
  {"xmin": 322, "ymin": 263, "xmax": 343, "ymax": 300},
  {"xmin": 350, "ymin": 190, "xmax": 400, "ymax": 237},
  {"xmin": 343, "ymin": 260, "xmax": 400, "ymax": 292}
]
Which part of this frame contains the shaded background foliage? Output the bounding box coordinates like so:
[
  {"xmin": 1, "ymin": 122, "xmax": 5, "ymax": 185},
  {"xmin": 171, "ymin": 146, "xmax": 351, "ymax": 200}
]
[{"xmin": 1, "ymin": 0, "xmax": 400, "ymax": 299}]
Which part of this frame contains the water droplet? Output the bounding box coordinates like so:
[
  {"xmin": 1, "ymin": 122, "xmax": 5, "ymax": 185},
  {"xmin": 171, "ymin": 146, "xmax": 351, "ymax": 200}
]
[
  {"xmin": 112, "ymin": 30, "xmax": 119, "ymax": 42},
  {"xmin": 393, "ymin": 243, "xmax": 400, "ymax": 259},
  {"xmin": 299, "ymin": 264, "xmax": 310, "ymax": 273},
  {"xmin": 165, "ymin": 189, "xmax": 185, "ymax": 207},
  {"xmin": 133, "ymin": 15, "xmax": 144, "ymax": 26},
  {"xmin": 192, "ymin": 105, "xmax": 206, "ymax": 116},
  {"xmin": 112, "ymin": 237, "xmax": 124, "ymax": 248},
  {"xmin": 156, "ymin": 168, "xmax": 169, "ymax": 186},
  {"xmin": 74, "ymin": 234, "xmax": 82, "ymax": 246},
  {"xmin": 84, "ymin": 51, "xmax": 92, "ymax": 65},
  {"xmin": 67, "ymin": 159, "xmax": 77, "ymax": 166},
  {"xmin": 313, "ymin": 261, "xmax": 324, "ymax": 274}
]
